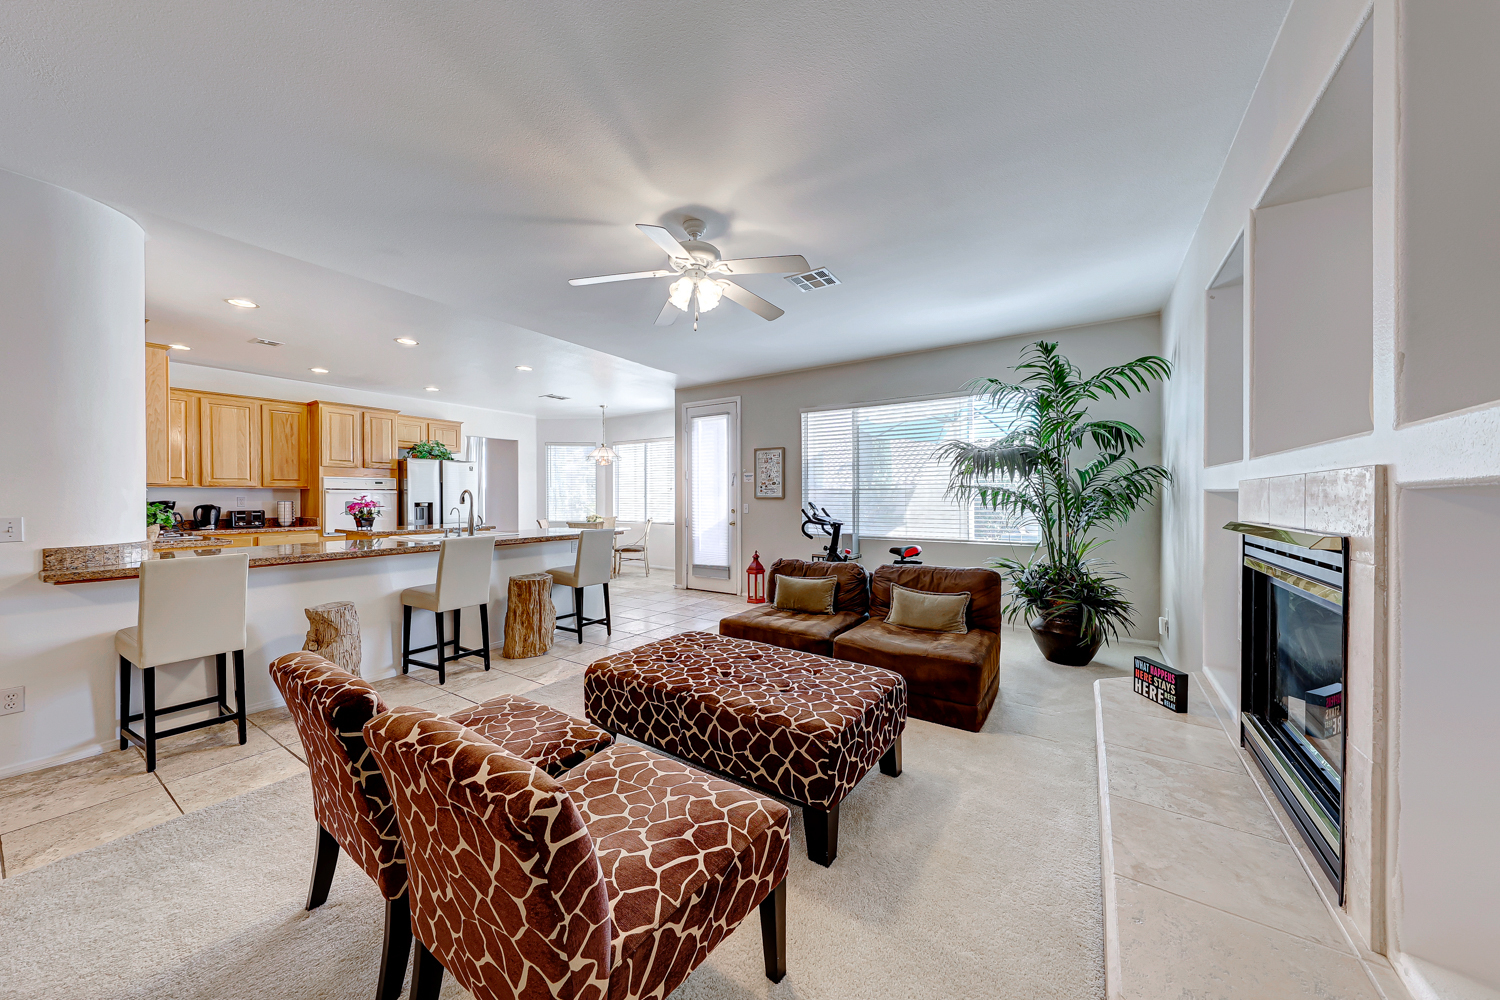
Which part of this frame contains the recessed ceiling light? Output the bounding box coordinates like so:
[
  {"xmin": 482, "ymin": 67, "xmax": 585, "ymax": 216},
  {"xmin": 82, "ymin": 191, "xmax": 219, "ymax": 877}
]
[
  {"xmin": 395, "ymin": 337, "xmax": 419, "ymax": 346},
  {"xmin": 424, "ymin": 386, "xmax": 439, "ymax": 392},
  {"xmin": 515, "ymin": 365, "xmax": 533, "ymax": 371},
  {"xmin": 168, "ymin": 343, "xmax": 191, "ymax": 351},
  {"xmin": 310, "ymin": 367, "xmax": 329, "ymax": 373},
  {"xmin": 225, "ymin": 297, "xmax": 259, "ymax": 309}
]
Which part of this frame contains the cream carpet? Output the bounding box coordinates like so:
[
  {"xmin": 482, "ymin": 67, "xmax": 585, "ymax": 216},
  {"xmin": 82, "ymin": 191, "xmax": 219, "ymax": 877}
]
[{"xmin": 0, "ymin": 634, "xmax": 1132, "ymax": 1000}]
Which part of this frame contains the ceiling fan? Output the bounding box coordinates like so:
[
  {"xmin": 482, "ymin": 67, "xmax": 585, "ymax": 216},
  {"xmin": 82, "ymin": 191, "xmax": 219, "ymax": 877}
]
[{"xmin": 569, "ymin": 218, "xmax": 809, "ymax": 329}]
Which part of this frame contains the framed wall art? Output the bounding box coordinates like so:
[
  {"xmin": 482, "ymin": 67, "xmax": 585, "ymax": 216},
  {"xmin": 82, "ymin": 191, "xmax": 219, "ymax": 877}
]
[{"xmin": 754, "ymin": 447, "xmax": 785, "ymax": 499}]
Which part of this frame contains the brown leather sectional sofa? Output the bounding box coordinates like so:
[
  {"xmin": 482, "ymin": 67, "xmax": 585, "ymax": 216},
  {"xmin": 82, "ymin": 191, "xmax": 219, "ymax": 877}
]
[{"xmin": 719, "ymin": 559, "xmax": 1001, "ymax": 732}]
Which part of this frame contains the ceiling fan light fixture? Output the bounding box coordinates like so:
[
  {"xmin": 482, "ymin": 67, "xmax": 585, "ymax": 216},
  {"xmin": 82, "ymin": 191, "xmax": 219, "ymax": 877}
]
[
  {"xmin": 696, "ymin": 277, "xmax": 725, "ymax": 312},
  {"xmin": 668, "ymin": 276, "xmax": 695, "ymax": 312}
]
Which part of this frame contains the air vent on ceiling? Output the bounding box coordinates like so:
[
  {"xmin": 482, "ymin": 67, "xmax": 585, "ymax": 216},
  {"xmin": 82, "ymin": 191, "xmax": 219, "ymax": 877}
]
[
  {"xmin": 250, "ymin": 337, "xmax": 285, "ymax": 347},
  {"xmin": 785, "ymin": 268, "xmax": 840, "ymax": 291},
  {"xmin": 539, "ymin": 393, "xmax": 570, "ymax": 400}
]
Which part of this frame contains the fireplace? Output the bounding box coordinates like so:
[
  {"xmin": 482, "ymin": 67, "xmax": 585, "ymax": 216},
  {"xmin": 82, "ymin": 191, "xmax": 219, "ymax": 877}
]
[{"xmin": 1231, "ymin": 522, "xmax": 1349, "ymax": 898}]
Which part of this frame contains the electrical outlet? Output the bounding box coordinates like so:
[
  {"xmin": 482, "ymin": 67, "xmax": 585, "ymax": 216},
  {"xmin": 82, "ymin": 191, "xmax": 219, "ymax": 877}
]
[
  {"xmin": 235, "ymin": 496, "xmax": 247, "ymax": 508},
  {"xmin": 1158, "ymin": 615, "xmax": 1170, "ymax": 637},
  {"xmin": 0, "ymin": 516, "xmax": 22, "ymax": 542},
  {"xmin": 0, "ymin": 686, "xmax": 23, "ymax": 716}
]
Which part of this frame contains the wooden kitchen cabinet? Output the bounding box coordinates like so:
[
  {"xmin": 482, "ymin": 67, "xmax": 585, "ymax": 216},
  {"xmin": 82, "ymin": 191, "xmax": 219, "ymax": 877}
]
[
  {"xmin": 312, "ymin": 402, "xmax": 362, "ymax": 468},
  {"xmin": 362, "ymin": 409, "xmax": 398, "ymax": 470},
  {"xmin": 145, "ymin": 343, "xmax": 171, "ymax": 486},
  {"xmin": 396, "ymin": 415, "xmax": 426, "ymax": 449},
  {"xmin": 426, "ymin": 419, "xmax": 463, "ymax": 454},
  {"xmin": 261, "ymin": 401, "xmax": 309, "ymax": 487},
  {"xmin": 167, "ymin": 388, "xmax": 199, "ymax": 487},
  {"xmin": 199, "ymin": 395, "xmax": 260, "ymax": 487}
]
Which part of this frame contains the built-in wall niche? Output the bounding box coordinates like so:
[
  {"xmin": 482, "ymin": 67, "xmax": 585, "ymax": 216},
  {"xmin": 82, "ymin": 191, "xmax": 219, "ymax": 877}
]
[
  {"xmin": 1250, "ymin": 17, "xmax": 1373, "ymax": 457},
  {"xmin": 1205, "ymin": 239, "xmax": 1244, "ymax": 467}
]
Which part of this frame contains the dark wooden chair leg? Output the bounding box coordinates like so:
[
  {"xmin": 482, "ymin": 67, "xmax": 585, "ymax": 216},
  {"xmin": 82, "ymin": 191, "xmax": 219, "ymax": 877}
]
[
  {"xmin": 215, "ymin": 652, "xmax": 229, "ymax": 714},
  {"xmin": 573, "ymin": 587, "xmax": 584, "ymax": 641},
  {"xmin": 233, "ymin": 649, "xmax": 247, "ymax": 744},
  {"xmin": 452, "ymin": 608, "xmax": 461, "ymax": 665},
  {"xmin": 401, "ymin": 605, "xmax": 412, "ymax": 674},
  {"xmin": 376, "ymin": 894, "xmax": 413, "ymax": 1000},
  {"xmin": 143, "ymin": 666, "xmax": 157, "ymax": 773},
  {"xmin": 434, "ymin": 610, "xmax": 446, "ymax": 685},
  {"xmin": 804, "ymin": 803, "xmax": 840, "ymax": 867},
  {"xmin": 409, "ymin": 941, "xmax": 444, "ymax": 1000},
  {"xmin": 602, "ymin": 582, "xmax": 612, "ymax": 636},
  {"xmin": 118, "ymin": 656, "xmax": 131, "ymax": 750},
  {"xmin": 759, "ymin": 878, "xmax": 787, "ymax": 983},
  {"xmin": 306, "ymin": 824, "xmax": 340, "ymax": 910},
  {"xmin": 479, "ymin": 604, "xmax": 491, "ymax": 671},
  {"xmin": 880, "ymin": 735, "xmax": 903, "ymax": 777}
]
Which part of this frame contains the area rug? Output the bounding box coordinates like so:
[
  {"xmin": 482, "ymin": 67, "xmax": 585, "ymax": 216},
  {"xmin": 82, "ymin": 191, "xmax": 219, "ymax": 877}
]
[{"xmin": 0, "ymin": 635, "xmax": 1125, "ymax": 1000}]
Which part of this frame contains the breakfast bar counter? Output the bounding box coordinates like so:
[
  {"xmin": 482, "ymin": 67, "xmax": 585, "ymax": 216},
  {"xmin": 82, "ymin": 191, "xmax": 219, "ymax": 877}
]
[{"xmin": 40, "ymin": 528, "xmax": 608, "ymax": 584}]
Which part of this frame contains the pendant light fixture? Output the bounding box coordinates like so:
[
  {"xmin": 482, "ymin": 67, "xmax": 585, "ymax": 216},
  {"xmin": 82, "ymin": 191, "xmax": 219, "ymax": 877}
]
[{"xmin": 588, "ymin": 404, "xmax": 618, "ymax": 466}]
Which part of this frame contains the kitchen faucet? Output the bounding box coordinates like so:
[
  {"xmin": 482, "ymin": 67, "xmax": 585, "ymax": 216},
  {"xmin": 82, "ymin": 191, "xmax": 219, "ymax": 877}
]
[{"xmin": 460, "ymin": 489, "xmax": 475, "ymax": 536}]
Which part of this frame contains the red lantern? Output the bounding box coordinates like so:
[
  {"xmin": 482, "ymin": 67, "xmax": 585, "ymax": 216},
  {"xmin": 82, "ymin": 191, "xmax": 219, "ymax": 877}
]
[{"xmin": 746, "ymin": 551, "xmax": 766, "ymax": 604}]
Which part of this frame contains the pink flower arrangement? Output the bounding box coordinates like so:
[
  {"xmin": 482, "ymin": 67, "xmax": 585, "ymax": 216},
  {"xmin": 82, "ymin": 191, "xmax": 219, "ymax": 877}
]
[{"xmin": 345, "ymin": 495, "xmax": 383, "ymax": 519}]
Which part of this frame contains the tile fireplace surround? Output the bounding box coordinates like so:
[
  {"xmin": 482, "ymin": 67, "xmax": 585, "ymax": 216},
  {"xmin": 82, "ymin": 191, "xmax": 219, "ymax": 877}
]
[{"xmin": 1236, "ymin": 466, "xmax": 1388, "ymax": 953}]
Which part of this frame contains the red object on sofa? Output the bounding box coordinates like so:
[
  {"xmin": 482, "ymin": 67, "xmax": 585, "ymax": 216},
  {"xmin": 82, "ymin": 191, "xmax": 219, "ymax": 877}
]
[
  {"xmin": 832, "ymin": 564, "xmax": 1003, "ymax": 732},
  {"xmin": 718, "ymin": 557, "xmax": 868, "ymax": 655}
]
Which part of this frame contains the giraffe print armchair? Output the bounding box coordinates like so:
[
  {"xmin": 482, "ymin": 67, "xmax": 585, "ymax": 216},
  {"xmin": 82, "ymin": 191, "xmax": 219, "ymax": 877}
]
[
  {"xmin": 268, "ymin": 651, "xmax": 615, "ymax": 1000},
  {"xmin": 363, "ymin": 706, "xmax": 791, "ymax": 1000}
]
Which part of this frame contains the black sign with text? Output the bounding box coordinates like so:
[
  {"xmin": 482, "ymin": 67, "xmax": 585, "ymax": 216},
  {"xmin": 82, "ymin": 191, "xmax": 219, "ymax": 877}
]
[{"xmin": 1134, "ymin": 656, "xmax": 1188, "ymax": 713}]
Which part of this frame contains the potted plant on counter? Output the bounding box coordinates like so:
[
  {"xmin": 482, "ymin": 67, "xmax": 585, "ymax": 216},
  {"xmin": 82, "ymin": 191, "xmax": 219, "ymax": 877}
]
[
  {"xmin": 146, "ymin": 502, "xmax": 174, "ymax": 543},
  {"xmin": 940, "ymin": 340, "xmax": 1171, "ymax": 665},
  {"xmin": 344, "ymin": 495, "xmax": 383, "ymax": 531}
]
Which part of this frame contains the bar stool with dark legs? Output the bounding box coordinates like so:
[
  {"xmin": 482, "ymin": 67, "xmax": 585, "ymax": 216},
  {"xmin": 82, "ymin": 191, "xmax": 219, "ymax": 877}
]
[
  {"xmin": 400, "ymin": 534, "xmax": 496, "ymax": 685},
  {"xmin": 546, "ymin": 527, "xmax": 615, "ymax": 642},
  {"xmin": 115, "ymin": 551, "xmax": 250, "ymax": 773}
]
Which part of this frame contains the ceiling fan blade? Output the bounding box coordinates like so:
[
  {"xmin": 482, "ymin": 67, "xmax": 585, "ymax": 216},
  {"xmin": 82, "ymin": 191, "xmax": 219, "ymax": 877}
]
[
  {"xmin": 636, "ymin": 224, "xmax": 693, "ymax": 261},
  {"xmin": 715, "ymin": 255, "xmax": 810, "ymax": 275},
  {"xmin": 655, "ymin": 299, "xmax": 680, "ymax": 326},
  {"xmin": 720, "ymin": 280, "xmax": 785, "ymax": 321},
  {"xmin": 568, "ymin": 269, "xmax": 675, "ymax": 286}
]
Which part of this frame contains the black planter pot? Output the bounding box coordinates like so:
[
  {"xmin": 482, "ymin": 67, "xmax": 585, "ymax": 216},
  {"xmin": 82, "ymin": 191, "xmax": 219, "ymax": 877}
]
[{"xmin": 1028, "ymin": 615, "xmax": 1104, "ymax": 666}]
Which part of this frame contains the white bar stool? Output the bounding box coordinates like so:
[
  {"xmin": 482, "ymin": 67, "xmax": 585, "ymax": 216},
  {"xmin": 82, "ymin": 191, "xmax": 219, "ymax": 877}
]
[
  {"xmin": 546, "ymin": 528, "xmax": 614, "ymax": 642},
  {"xmin": 400, "ymin": 535, "xmax": 495, "ymax": 684},
  {"xmin": 115, "ymin": 551, "xmax": 250, "ymax": 772}
]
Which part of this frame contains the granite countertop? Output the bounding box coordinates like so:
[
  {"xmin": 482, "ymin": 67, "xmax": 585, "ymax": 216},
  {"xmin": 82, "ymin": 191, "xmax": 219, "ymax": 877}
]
[
  {"xmin": 332, "ymin": 525, "xmax": 502, "ymax": 538},
  {"xmin": 40, "ymin": 528, "xmax": 603, "ymax": 584},
  {"xmin": 193, "ymin": 524, "xmax": 321, "ymax": 535}
]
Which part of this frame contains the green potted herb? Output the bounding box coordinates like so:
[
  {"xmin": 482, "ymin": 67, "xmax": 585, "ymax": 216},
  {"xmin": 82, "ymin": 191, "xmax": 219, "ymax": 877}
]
[
  {"xmin": 941, "ymin": 340, "xmax": 1171, "ymax": 665},
  {"xmin": 146, "ymin": 502, "xmax": 174, "ymax": 543},
  {"xmin": 407, "ymin": 440, "xmax": 454, "ymax": 461}
]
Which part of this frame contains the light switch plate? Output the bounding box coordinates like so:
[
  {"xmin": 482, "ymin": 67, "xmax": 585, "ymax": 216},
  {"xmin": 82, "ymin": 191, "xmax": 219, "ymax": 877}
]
[
  {"xmin": 0, "ymin": 686, "xmax": 23, "ymax": 716},
  {"xmin": 0, "ymin": 517, "xmax": 22, "ymax": 542}
]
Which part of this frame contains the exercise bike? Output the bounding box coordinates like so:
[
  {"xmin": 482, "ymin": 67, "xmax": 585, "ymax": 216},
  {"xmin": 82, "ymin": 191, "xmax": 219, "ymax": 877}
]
[{"xmin": 800, "ymin": 503, "xmax": 850, "ymax": 562}]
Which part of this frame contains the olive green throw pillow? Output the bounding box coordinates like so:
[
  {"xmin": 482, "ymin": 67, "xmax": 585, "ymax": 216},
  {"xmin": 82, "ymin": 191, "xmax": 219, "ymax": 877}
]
[
  {"xmin": 774, "ymin": 575, "xmax": 838, "ymax": 615},
  {"xmin": 886, "ymin": 583, "xmax": 970, "ymax": 633}
]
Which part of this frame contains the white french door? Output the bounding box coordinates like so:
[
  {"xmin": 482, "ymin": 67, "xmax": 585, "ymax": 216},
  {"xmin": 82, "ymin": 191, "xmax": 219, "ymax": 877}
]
[{"xmin": 682, "ymin": 397, "xmax": 740, "ymax": 593}]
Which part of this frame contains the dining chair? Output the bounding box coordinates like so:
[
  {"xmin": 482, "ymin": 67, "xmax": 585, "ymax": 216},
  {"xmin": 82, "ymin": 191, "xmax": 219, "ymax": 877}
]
[{"xmin": 614, "ymin": 519, "xmax": 653, "ymax": 576}]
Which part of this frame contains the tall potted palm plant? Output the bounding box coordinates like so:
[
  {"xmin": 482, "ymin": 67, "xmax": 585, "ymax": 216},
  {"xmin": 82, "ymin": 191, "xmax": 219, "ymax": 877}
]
[{"xmin": 940, "ymin": 341, "xmax": 1171, "ymax": 665}]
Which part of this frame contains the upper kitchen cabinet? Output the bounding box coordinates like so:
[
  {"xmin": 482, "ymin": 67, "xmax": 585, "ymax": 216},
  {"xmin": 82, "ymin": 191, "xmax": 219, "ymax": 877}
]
[
  {"xmin": 311, "ymin": 401, "xmax": 362, "ymax": 469},
  {"xmin": 261, "ymin": 401, "xmax": 309, "ymax": 487},
  {"xmin": 426, "ymin": 419, "xmax": 463, "ymax": 454},
  {"xmin": 145, "ymin": 343, "xmax": 171, "ymax": 486},
  {"xmin": 396, "ymin": 415, "xmax": 426, "ymax": 449},
  {"xmin": 199, "ymin": 394, "xmax": 260, "ymax": 487},
  {"xmin": 166, "ymin": 388, "xmax": 198, "ymax": 487},
  {"xmin": 362, "ymin": 408, "xmax": 398, "ymax": 470}
]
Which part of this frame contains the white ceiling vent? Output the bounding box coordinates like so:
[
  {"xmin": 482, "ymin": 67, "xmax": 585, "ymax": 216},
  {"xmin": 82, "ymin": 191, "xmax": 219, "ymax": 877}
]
[
  {"xmin": 785, "ymin": 268, "xmax": 840, "ymax": 292},
  {"xmin": 250, "ymin": 337, "xmax": 285, "ymax": 347},
  {"xmin": 539, "ymin": 393, "xmax": 570, "ymax": 400}
]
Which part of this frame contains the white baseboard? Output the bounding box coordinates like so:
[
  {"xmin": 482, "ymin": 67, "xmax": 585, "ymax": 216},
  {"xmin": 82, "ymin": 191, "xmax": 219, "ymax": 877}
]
[
  {"xmin": 1394, "ymin": 954, "xmax": 1500, "ymax": 1000},
  {"xmin": 0, "ymin": 740, "xmax": 119, "ymax": 780}
]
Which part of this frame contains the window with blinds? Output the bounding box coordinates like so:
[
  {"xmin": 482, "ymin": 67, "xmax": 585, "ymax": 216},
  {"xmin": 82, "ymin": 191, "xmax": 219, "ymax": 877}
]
[
  {"xmin": 614, "ymin": 438, "xmax": 675, "ymax": 523},
  {"xmin": 801, "ymin": 394, "xmax": 1039, "ymax": 544},
  {"xmin": 545, "ymin": 443, "xmax": 597, "ymax": 521}
]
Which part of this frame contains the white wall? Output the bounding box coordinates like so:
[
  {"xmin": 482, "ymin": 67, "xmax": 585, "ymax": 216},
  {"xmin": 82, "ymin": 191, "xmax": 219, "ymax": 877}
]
[
  {"xmin": 1158, "ymin": 0, "xmax": 1500, "ymax": 989},
  {"xmin": 675, "ymin": 316, "xmax": 1165, "ymax": 640},
  {"xmin": 0, "ymin": 169, "xmax": 146, "ymax": 775}
]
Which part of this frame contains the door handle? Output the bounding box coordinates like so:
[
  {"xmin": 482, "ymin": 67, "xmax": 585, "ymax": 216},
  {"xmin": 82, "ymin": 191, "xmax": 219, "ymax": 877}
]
[{"xmin": 729, "ymin": 521, "xmax": 736, "ymax": 526}]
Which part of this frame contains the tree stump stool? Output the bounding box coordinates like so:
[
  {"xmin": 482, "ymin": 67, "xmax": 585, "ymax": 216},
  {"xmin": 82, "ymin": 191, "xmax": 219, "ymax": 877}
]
[
  {"xmin": 504, "ymin": 573, "xmax": 556, "ymax": 659},
  {"xmin": 303, "ymin": 601, "xmax": 361, "ymax": 673}
]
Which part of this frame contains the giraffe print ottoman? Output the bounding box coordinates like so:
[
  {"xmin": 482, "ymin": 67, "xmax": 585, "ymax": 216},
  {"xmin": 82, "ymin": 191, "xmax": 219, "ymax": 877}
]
[{"xmin": 584, "ymin": 631, "xmax": 907, "ymax": 866}]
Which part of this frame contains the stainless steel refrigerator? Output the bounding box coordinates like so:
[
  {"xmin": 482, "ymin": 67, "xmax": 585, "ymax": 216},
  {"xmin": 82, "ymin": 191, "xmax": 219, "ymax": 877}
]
[
  {"xmin": 399, "ymin": 458, "xmax": 480, "ymax": 529},
  {"xmin": 440, "ymin": 459, "xmax": 479, "ymax": 528}
]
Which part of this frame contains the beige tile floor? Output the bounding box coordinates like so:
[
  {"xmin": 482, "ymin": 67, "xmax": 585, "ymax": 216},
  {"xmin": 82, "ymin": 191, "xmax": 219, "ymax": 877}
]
[{"xmin": 0, "ymin": 573, "xmax": 738, "ymax": 880}]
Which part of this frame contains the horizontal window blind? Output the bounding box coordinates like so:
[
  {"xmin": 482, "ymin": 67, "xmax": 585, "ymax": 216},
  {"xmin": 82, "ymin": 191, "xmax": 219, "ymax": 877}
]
[
  {"xmin": 613, "ymin": 438, "xmax": 675, "ymax": 523},
  {"xmin": 802, "ymin": 394, "xmax": 1038, "ymax": 544},
  {"xmin": 545, "ymin": 443, "xmax": 596, "ymax": 522}
]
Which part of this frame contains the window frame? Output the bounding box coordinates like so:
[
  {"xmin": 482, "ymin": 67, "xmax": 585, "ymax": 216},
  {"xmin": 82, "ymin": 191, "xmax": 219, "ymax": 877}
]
[{"xmin": 544, "ymin": 441, "xmax": 599, "ymax": 523}]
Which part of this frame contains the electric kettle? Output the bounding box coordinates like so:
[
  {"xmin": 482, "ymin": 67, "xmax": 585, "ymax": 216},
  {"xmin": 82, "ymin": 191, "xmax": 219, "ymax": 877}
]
[{"xmin": 192, "ymin": 504, "xmax": 221, "ymax": 530}]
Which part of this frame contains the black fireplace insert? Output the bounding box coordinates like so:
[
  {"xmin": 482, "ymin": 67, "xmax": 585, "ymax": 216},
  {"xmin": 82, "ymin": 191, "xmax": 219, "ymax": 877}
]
[{"xmin": 1238, "ymin": 529, "xmax": 1348, "ymax": 897}]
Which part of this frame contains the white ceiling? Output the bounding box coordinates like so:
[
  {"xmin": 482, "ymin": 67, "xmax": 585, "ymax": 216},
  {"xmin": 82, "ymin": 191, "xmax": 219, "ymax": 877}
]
[{"xmin": 1, "ymin": 0, "xmax": 1292, "ymax": 411}]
